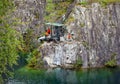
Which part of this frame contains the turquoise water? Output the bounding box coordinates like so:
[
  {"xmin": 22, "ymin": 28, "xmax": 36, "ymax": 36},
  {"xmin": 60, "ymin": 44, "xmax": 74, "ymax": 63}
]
[{"xmin": 7, "ymin": 67, "xmax": 120, "ymax": 84}]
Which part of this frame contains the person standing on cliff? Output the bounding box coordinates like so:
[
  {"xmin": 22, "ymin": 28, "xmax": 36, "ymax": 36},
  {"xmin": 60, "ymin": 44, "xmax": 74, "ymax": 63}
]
[
  {"xmin": 45, "ymin": 30, "xmax": 49, "ymax": 37},
  {"xmin": 67, "ymin": 33, "xmax": 72, "ymax": 41}
]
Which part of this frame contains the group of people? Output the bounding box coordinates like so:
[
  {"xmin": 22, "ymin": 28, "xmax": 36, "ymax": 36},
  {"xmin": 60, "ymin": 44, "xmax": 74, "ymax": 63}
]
[
  {"xmin": 45, "ymin": 27, "xmax": 73, "ymax": 41},
  {"xmin": 38, "ymin": 27, "xmax": 73, "ymax": 42}
]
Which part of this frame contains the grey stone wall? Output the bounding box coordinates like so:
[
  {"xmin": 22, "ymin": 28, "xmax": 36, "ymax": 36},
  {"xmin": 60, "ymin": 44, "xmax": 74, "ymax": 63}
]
[
  {"xmin": 13, "ymin": 0, "xmax": 46, "ymax": 35},
  {"xmin": 40, "ymin": 41, "xmax": 82, "ymax": 68},
  {"xmin": 68, "ymin": 3, "xmax": 120, "ymax": 67},
  {"xmin": 40, "ymin": 3, "xmax": 120, "ymax": 68}
]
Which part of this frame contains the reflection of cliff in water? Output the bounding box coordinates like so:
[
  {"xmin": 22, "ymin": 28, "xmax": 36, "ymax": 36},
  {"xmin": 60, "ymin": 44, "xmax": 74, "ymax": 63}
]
[
  {"xmin": 7, "ymin": 68, "xmax": 120, "ymax": 84},
  {"xmin": 46, "ymin": 68, "xmax": 78, "ymax": 84}
]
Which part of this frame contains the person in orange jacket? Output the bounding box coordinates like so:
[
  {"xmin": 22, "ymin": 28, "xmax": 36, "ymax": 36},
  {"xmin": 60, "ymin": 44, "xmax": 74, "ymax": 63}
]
[
  {"xmin": 47, "ymin": 27, "xmax": 51, "ymax": 34},
  {"xmin": 45, "ymin": 30, "xmax": 49, "ymax": 37},
  {"xmin": 68, "ymin": 33, "xmax": 72, "ymax": 39}
]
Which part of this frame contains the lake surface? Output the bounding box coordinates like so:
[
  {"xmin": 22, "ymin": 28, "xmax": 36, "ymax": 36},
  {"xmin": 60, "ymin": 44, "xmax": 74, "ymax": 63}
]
[{"xmin": 7, "ymin": 67, "xmax": 120, "ymax": 84}]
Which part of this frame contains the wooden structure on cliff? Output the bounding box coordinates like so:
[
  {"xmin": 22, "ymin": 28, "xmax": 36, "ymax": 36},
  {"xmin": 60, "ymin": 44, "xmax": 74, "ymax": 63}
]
[
  {"xmin": 45, "ymin": 22, "xmax": 67, "ymax": 41},
  {"xmin": 38, "ymin": 22, "xmax": 67, "ymax": 42}
]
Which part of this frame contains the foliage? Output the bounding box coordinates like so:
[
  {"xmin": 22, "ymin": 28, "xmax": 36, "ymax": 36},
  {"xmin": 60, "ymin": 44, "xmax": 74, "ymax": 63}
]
[
  {"xmin": 22, "ymin": 29, "xmax": 36, "ymax": 52},
  {"xmin": 78, "ymin": 1, "xmax": 88, "ymax": 6},
  {"xmin": 0, "ymin": 0, "xmax": 22, "ymax": 82},
  {"xmin": 89, "ymin": 0, "xmax": 119, "ymax": 3},
  {"xmin": 74, "ymin": 57, "xmax": 82, "ymax": 68},
  {"xmin": 65, "ymin": 15, "xmax": 75, "ymax": 24},
  {"xmin": 105, "ymin": 59, "xmax": 116, "ymax": 67},
  {"xmin": 82, "ymin": 41, "xmax": 89, "ymax": 49},
  {"xmin": 77, "ymin": 0, "xmax": 120, "ymax": 6},
  {"xmin": 105, "ymin": 53, "xmax": 117, "ymax": 67},
  {"xmin": 99, "ymin": 0, "xmax": 120, "ymax": 3},
  {"xmin": 0, "ymin": 0, "xmax": 13, "ymax": 16},
  {"xmin": 0, "ymin": 19, "xmax": 21, "ymax": 81},
  {"xmin": 0, "ymin": 76, "xmax": 3, "ymax": 84},
  {"xmin": 22, "ymin": 28, "xmax": 44, "ymax": 69},
  {"xmin": 27, "ymin": 55, "xmax": 37, "ymax": 68},
  {"xmin": 45, "ymin": 0, "xmax": 120, "ymax": 22},
  {"xmin": 26, "ymin": 49, "xmax": 43, "ymax": 69},
  {"xmin": 45, "ymin": 0, "xmax": 73, "ymax": 22},
  {"xmin": 80, "ymin": 23, "xmax": 85, "ymax": 28}
]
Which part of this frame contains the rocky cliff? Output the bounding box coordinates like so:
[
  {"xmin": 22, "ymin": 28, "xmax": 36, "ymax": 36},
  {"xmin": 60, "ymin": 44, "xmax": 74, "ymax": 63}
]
[
  {"xmin": 13, "ymin": 0, "xmax": 46, "ymax": 35},
  {"xmin": 69, "ymin": 3, "xmax": 120, "ymax": 68},
  {"xmin": 40, "ymin": 41, "xmax": 82, "ymax": 68},
  {"xmin": 40, "ymin": 3, "xmax": 120, "ymax": 68}
]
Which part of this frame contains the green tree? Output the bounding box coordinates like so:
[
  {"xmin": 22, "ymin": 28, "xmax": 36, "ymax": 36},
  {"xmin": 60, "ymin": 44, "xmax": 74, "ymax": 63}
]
[
  {"xmin": 0, "ymin": 20, "xmax": 21, "ymax": 82},
  {"xmin": 0, "ymin": 0, "xmax": 21, "ymax": 83}
]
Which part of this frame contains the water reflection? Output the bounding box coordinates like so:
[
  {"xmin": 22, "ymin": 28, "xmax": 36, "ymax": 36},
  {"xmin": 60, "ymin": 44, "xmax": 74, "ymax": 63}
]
[{"xmin": 7, "ymin": 68, "xmax": 120, "ymax": 84}]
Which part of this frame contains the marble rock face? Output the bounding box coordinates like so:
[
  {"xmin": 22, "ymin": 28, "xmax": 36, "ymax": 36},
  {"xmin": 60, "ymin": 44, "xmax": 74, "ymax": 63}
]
[{"xmin": 40, "ymin": 3, "xmax": 120, "ymax": 68}]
